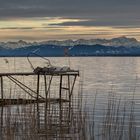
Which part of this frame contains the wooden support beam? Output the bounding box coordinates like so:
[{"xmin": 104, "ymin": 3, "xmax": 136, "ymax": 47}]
[
  {"xmin": 59, "ymin": 75, "xmax": 63, "ymax": 127},
  {"xmin": 0, "ymin": 71, "xmax": 79, "ymax": 77},
  {"xmin": 44, "ymin": 75, "xmax": 53, "ymax": 101},
  {"xmin": 0, "ymin": 76, "xmax": 3, "ymax": 102},
  {"xmin": 8, "ymin": 75, "xmax": 44, "ymax": 99},
  {"xmin": 67, "ymin": 75, "xmax": 71, "ymax": 129},
  {"xmin": 44, "ymin": 74, "xmax": 48, "ymax": 138},
  {"xmin": 7, "ymin": 76, "xmax": 40, "ymax": 99},
  {"xmin": 59, "ymin": 75, "xmax": 63, "ymax": 104},
  {"xmin": 36, "ymin": 74, "xmax": 40, "ymax": 132},
  {"xmin": 36, "ymin": 74, "xmax": 40, "ymax": 101},
  {"xmin": 70, "ymin": 75, "xmax": 77, "ymax": 98},
  {"xmin": 44, "ymin": 74, "xmax": 47, "ymax": 101}
]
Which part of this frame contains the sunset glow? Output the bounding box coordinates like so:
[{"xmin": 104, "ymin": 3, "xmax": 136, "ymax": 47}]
[
  {"xmin": 0, "ymin": 17, "xmax": 140, "ymax": 41},
  {"xmin": 0, "ymin": 0, "xmax": 140, "ymax": 41}
]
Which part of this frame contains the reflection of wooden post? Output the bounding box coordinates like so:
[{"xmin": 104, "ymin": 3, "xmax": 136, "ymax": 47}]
[
  {"xmin": 68, "ymin": 75, "xmax": 71, "ymax": 127},
  {"xmin": 44, "ymin": 74, "xmax": 48, "ymax": 139},
  {"xmin": 36, "ymin": 74, "xmax": 40, "ymax": 132},
  {"xmin": 0, "ymin": 76, "xmax": 3, "ymax": 139},
  {"xmin": 59, "ymin": 75, "xmax": 63, "ymax": 128},
  {"xmin": 0, "ymin": 106, "xmax": 3, "ymax": 140}
]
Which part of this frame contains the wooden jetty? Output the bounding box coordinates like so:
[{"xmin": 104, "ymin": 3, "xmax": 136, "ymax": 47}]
[
  {"xmin": 0, "ymin": 66, "xmax": 81, "ymax": 139},
  {"xmin": 0, "ymin": 67, "xmax": 79, "ymax": 105}
]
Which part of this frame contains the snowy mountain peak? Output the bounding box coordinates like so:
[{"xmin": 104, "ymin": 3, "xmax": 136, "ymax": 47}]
[
  {"xmin": 0, "ymin": 36, "xmax": 140, "ymax": 49},
  {"xmin": 108, "ymin": 36, "xmax": 139, "ymax": 47}
]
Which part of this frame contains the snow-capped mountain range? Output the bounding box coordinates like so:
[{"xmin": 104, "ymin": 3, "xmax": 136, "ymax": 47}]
[
  {"xmin": 0, "ymin": 36, "xmax": 140, "ymax": 49},
  {"xmin": 1, "ymin": 36, "xmax": 140, "ymax": 56},
  {"xmin": 42, "ymin": 37, "xmax": 140, "ymax": 48}
]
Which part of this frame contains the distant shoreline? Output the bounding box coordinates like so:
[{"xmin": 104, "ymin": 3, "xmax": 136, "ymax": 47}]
[{"xmin": 1, "ymin": 55, "xmax": 140, "ymax": 57}]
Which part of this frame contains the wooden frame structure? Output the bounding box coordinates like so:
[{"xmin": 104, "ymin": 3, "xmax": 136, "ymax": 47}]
[{"xmin": 0, "ymin": 69, "xmax": 80, "ymax": 139}]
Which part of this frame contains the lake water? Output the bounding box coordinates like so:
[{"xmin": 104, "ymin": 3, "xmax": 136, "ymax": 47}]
[
  {"xmin": 1, "ymin": 57, "xmax": 140, "ymax": 102},
  {"xmin": 1, "ymin": 57, "xmax": 140, "ymax": 139}
]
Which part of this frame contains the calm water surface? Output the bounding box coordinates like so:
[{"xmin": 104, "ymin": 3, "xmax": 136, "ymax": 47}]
[{"xmin": 1, "ymin": 57, "xmax": 140, "ymax": 98}]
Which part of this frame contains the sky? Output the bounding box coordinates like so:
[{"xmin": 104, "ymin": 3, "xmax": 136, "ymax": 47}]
[{"xmin": 0, "ymin": 0, "xmax": 140, "ymax": 41}]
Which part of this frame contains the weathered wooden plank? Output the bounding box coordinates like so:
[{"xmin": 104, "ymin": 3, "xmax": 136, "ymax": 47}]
[{"xmin": 0, "ymin": 71, "xmax": 79, "ymax": 76}]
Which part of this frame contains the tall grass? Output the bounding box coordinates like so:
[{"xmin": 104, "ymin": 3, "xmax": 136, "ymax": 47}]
[
  {"xmin": 86, "ymin": 91, "xmax": 138, "ymax": 140},
  {"xmin": 0, "ymin": 92, "xmax": 139, "ymax": 140}
]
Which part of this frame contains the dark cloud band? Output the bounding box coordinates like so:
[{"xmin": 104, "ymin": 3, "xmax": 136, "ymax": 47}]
[{"xmin": 0, "ymin": 0, "xmax": 139, "ymax": 20}]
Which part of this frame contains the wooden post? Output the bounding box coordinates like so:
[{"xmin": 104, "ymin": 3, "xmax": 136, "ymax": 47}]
[
  {"xmin": 36, "ymin": 74, "xmax": 40, "ymax": 132},
  {"xmin": 59, "ymin": 75, "xmax": 63, "ymax": 129},
  {"xmin": 36, "ymin": 74, "xmax": 40, "ymax": 101},
  {"xmin": 67, "ymin": 75, "xmax": 71, "ymax": 123},
  {"xmin": 44, "ymin": 74, "xmax": 48, "ymax": 139},
  {"xmin": 0, "ymin": 76, "xmax": 3, "ymax": 102},
  {"xmin": 59, "ymin": 75, "xmax": 63, "ymax": 106},
  {"xmin": 67, "ymin": 75, "xmax": 72, "ymax": 132}
]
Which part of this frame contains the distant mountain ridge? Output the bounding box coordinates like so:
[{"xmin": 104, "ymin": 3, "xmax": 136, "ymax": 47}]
[
  {"xmin": 0, "ymin": 36, "xmax": 140, "ymax": 56},
  {"xmin": 0, "ymin": 36, "xmax": 140, "ymax": 49}
]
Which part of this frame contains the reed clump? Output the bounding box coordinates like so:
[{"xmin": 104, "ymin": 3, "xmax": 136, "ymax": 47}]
[{"xmin": 85, "ymin": 91, "xmax": 138, "ymax": 140}]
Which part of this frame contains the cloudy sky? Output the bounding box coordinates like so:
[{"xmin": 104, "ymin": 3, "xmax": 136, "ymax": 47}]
[{"xmin": 0, "ymin": 0, "xmax": 140, "ymax": 41}]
